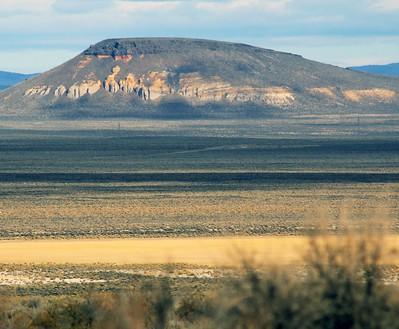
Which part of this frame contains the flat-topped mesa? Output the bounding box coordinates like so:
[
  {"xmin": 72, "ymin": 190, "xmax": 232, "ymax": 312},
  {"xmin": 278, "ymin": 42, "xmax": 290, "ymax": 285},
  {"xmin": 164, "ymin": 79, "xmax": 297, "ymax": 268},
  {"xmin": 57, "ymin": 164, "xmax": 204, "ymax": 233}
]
[{"xmin": 3, "ymin": 37, "xmax": 399, "ymax": 118}]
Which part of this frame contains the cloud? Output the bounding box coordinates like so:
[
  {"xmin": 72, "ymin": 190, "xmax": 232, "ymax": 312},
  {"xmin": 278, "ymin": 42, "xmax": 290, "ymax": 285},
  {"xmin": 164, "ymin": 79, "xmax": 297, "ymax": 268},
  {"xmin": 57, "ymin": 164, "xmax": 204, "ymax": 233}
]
[
  {"xmin": 371, "ymin": 0, "xmax": 399, "ymax": 11},
  {"xmin": 115, "ymin": 0, "xmax": 180, "ymax": 12},
  {"xmin": 196, "ymin": 0, "xmax": 291, "ymax": 13},
  {"xmin": 116, "ymin": 0, "xmax": 290, "ymax": 13},
  {"xmin": 52, "ymin": 0, "xmax": 112, "ymax": 13},
  {"xmin": 0, "ymin": 0, "xmax": 52, "ymax": 16}
]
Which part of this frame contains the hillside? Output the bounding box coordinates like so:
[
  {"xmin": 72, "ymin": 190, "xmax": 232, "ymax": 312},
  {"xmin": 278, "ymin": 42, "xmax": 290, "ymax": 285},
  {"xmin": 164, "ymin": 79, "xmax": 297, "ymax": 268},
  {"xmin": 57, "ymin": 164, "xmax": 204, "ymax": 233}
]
[
  {"xmin": 350, "ymin": 63, "xmax": 399, "ymax": 78},
  {"xmin": 0, "ymin": 38, "xmax": 398, "ymax": 119},
  {"xmin": 0, "ymin": 71, "xmax": 36, "ymax": 91}
]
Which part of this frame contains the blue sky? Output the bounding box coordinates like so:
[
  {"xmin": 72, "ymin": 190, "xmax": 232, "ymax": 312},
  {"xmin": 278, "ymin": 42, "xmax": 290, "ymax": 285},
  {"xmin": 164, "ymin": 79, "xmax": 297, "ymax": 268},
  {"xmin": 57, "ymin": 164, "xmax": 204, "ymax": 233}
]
[{"xmin": 1, "ymin": 0, "xmax": 399, "ymax": 73}]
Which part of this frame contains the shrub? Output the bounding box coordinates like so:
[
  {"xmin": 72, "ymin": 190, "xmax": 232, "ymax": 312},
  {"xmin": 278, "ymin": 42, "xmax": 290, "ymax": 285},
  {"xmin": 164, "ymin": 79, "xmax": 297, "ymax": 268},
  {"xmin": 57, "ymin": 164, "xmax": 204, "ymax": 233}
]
[{"xmin": 2, "ymin": 234, "xmax": 399, "ymax": 329}]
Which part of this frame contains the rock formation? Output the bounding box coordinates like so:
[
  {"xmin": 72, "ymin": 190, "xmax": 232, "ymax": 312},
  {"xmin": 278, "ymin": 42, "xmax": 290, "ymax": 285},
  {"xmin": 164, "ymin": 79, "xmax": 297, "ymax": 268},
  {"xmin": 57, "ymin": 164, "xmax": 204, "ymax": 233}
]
[
  {"xmin": 146, "ymin": 71, "xmax": 172, "ymax": 100},
  {"xmin": 343, "ymin": 89, "xmax": 396, "ymax": 103},
  {"xmin": 22, "ymin": 70, "xmax": 397, "ymax": 108},
  {"xmin": 104, "ymin": 66, "xmax": 121, "ymax": 93},
  {"xmin": 178, "ymin": 74, "xmax": 295, "ymax": 106},
  {"xmin": 307, "ymin": 87, "xmax": 337, "ymax": 98},
  {"xmin": 55, "ymin": 85, "xmax": 67, "ymax": 97},
  {"xmin": 24, "ymin": 86, "xmax": 51, "ymax": 96},
  {"xmin": 67, "ymin": 80, "xmax": 102, "ymax": 99},
  {"xmin": 23, "ymin": 70, "xmax": 298, "ymax": 107},
  {"xmin": 119, "ymin": 73, "xmax": 136, "ymax": 93}
]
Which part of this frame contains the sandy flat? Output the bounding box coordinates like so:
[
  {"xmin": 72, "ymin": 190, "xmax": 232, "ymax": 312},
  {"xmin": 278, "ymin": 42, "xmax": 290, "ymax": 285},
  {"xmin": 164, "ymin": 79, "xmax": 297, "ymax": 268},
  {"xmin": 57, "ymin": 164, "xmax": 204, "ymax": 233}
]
[
  {"xmin": 0, "ymin": 236, "xmax": 310, "ymax": 266},
  {"xmin": 0, "ymin": 236, "xmax": 398, "ymax": 266}
]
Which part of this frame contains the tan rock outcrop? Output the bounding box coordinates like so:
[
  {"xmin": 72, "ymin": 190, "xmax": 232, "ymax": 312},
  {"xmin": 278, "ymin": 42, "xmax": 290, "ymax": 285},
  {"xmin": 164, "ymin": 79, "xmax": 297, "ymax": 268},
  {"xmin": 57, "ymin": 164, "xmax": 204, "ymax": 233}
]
[
  {"xmin": 117, "ymin": 71, "xmax": 172, "ymax": 101},
  {"xmin": 343, "ymin": 89, "xmax": 396, "ymax": 103},
  {"xmin": 114, "ymin": 55, "xmax": 133, "ymax": 63},
  {"xmin": 224, "ymin": 87, "xmax": 295, "ymax": 106},
  {"xmin": 49, "ymin": 71, "xmax": 295, "ymax": 107},
  {"xmin": 146, "ymin": 71, "xmax": 172, "ymax": 100},
  {"xmin": 178, "ymin": 73, "xmax": 295, "ymax": 107},
  {"xmin": 179, "ymin": 73, "xmax": 231, "ymax": 101},
  {"xmin": 262, "ymin": 87, "xmax": 295, "ymax": 106},
  {"xmin": 119, "ymin": 73, "xmax": 139, "ymax": 93},
  {"xmin": 104, "ymin": 66, "xmax": 121, "ymax": 93},
  {"xmin": 96, "ymin": 55, "xmax": 111, "ymax": 59},
  {"xmin": 67, "ymin": 80, "xmax": 102, "ymax": 99},
  {"xmin": 308, "ymin": 87, "xmax": 336, "ymax": 98},
  {"xmin": 77, "ymin": 57, "xmax": 93, "ymax": 69},
  {"xmin": 54, "ymin": 85, "xmax": 67, "ymax": 97},
  {"xmin": 24, "ymin": 86, "xmax": 52, "ymax": 97}
]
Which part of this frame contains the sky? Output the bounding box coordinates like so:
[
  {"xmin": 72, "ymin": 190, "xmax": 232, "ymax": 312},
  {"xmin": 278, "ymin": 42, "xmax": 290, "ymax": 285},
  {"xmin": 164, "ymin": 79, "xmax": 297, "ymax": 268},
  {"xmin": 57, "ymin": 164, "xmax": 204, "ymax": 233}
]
[{"xmin": 0, "ymin": 0, "xmax": 399, "ymax": 73}]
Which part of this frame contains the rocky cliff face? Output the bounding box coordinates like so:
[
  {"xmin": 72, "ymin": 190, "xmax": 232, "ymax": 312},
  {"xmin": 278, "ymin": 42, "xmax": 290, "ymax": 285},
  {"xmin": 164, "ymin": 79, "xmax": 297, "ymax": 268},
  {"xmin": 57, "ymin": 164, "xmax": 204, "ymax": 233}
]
[
  {"xmin": 1, "ymin": 38, "xmax": 399, "ymax": 118},
  {"xmin": 23, "ymin": 67, "xmax": 298, "ymax": 107}
]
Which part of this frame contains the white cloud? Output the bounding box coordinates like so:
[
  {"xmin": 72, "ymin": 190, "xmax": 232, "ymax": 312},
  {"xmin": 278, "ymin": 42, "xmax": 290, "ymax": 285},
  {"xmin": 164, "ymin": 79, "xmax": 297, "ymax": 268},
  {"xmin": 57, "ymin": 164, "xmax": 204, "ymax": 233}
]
[
  {"xmin": 370, "ymin": 0, "xmax": 399, "ymax": 11},
  {"xmin": 0, "ymin": 0, "xmax": 52, "ymax": 16},
  {"xmin": 52, "ymin": 0, "xmax": 112, "ymax": 13},
  {"xmin": 115, "ymin": 0, "xmax": 180, "ymax": 12},
  {"xmin": 196, "ymin": 0, "xmax": 291, "ymax": 13}
]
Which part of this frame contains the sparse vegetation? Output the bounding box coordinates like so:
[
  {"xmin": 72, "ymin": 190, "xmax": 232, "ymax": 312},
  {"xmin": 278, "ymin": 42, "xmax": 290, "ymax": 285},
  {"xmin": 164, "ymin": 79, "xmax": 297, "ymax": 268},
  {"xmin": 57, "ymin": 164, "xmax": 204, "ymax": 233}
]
[
  {"xmin": 1, "ymin": 125, "xmax": 399, "ymax": 327},
  {"xmin": 1, "ymin": 234, "xmax": 399, "ymax": 328},
  {"xmin": 1, "ymin": 128, "xmax": 399, "ymax": 239}
]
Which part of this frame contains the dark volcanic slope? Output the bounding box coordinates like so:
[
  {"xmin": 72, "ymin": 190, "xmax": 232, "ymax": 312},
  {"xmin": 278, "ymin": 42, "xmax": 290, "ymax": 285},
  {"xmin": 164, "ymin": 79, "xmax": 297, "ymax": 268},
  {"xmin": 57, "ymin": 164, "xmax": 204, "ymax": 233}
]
[{"xmin": 0, "ymin": 38, "xmax": 398, "ymax": 119}]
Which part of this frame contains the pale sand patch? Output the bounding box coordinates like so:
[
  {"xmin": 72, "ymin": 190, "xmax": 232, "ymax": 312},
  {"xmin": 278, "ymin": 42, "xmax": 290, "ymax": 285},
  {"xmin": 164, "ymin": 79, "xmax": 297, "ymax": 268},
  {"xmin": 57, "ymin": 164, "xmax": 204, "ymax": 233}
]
[
  {"xmin": 0, "ymin": 272, "xmax": 106, "ymax": 286},
  {"xmin": 0, "ymin": 237, "xmax": 309, "ymax": 266},
  {"xmin": 0, "ymin": 236, "xmax": 399, "ymax": 266}
]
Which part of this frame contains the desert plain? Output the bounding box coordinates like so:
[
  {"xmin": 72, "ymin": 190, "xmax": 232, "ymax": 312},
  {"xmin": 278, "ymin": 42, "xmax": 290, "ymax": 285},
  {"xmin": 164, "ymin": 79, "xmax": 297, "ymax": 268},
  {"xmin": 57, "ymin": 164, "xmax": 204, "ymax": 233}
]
[{"xmin": 0, "ymin": 116, "xmax": 399, "ymax": 295}]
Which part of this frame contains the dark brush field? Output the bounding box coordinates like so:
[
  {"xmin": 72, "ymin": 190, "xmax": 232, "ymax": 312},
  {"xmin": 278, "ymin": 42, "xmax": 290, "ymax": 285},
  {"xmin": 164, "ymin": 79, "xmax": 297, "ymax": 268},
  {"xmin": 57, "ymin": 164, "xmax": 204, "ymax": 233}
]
[{"xmin": 0, "ymin": 117, "xmax": 399, "ymax": 239}]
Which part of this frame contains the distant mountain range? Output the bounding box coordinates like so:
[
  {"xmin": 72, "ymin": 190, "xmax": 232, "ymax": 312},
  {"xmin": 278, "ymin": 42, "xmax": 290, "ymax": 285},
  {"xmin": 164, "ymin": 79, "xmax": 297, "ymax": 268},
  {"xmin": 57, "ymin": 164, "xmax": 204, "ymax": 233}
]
[
  {"xmin": 1, "ymin": 38, "xmax": 399, "ymax": 119},
  {"xmin": 349, "ymin": 63, "xmax": 399, "ymax": 78},
  {"xmin": 0, "ymin": 71, "xmax": 37, "ymax": 90}
]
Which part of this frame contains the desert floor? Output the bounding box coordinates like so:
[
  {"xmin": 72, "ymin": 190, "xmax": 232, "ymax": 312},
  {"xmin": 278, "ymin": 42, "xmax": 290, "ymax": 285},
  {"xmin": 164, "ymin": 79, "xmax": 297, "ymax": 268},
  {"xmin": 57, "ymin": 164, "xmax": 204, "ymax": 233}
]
[{"xmin": 0, "ymin": 235, "xmax": 398, "ymax": 266}]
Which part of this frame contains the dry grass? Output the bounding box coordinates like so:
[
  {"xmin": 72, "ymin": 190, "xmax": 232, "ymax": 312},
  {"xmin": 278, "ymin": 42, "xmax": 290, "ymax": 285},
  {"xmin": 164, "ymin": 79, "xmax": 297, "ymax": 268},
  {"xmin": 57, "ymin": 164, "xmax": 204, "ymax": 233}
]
[
  {"xmin": 1, "ymin": 182, "xmax": 398, "ymax": 238},
  {"xmin": 0, "ymin": 236, "xmax": 306, "ymax": 266},
  {"xmin": 1, "ymin": 235, "xmax": 399, "ymax": 267},
  {"xmin": 2, "ymin": 232, "xmax": 399, "ymax": 328}
]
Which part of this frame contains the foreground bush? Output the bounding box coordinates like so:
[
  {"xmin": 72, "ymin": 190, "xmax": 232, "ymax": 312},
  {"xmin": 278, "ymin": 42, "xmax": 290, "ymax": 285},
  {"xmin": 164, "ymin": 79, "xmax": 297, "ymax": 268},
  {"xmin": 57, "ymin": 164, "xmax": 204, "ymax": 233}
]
[{"xmin": 1, "ymin": 234, "xmax": 399, "ymax": 329}]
